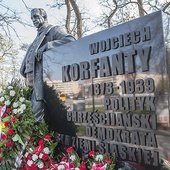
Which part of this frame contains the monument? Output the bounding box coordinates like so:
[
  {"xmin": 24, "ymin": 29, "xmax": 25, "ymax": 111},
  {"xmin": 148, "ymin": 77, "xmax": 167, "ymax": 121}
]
[
  {"xmin": 20, "ymin": 8, "xmax": 75, "ymax": 121},
  {"xmin": 43, "ymin": 11, "xmax": 169, "ymax": 168}
]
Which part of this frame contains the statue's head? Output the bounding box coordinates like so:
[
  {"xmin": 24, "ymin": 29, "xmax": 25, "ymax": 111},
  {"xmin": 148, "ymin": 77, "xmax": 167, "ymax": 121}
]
[{"xmin": 31, "ymin": 8, "xmax": 47, "ymax": 28}]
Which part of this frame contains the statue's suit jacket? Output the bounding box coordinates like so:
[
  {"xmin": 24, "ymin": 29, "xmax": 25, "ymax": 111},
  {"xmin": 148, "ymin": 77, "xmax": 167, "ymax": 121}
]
[{"xmin": 20, "ymin": 24, "xmax": 75, "ymax": 101}]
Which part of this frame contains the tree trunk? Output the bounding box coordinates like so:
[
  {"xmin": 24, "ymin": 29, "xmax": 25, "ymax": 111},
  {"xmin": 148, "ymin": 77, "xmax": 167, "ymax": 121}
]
[
  {"xmin": 69, "ymin": 0, "xmax": 82, "ymax": 38},
  {"xmin": 137, "ymin": 0, "xmax": 144, "ymax": 16},
  {"xmin": 65, "ymin": 0, "xmax": 71, "ymax": 34}
]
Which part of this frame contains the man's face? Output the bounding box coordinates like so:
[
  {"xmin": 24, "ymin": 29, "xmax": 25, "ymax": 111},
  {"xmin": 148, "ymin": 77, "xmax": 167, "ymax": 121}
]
[{"xmin": 31, "ymin": 9, "xmax": 45, "ymax": 28}]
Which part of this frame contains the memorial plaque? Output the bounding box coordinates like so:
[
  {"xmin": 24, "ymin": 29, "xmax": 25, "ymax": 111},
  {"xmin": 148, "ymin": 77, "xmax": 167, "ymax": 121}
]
[{"xmin": 43, "ymin": 11, "xmax": 170, "ymax": 167}]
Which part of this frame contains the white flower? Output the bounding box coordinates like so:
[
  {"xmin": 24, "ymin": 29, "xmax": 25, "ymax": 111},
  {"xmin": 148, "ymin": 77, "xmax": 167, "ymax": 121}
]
[
  {"xmin": 27, "ymin": 160, "xmax": 33, "ymax": 166},
  {"xmin": 19, "ymin": 97, "xmax": 25, "ymax": 102},
  {"xmin": 70, "ymin": 154, "xmax": 76, "ymax": 161},
  {"xmin": 29, "ymin": 148, "xmax": 33, "ymax": 152},
  {"xmin": 0, "ymin": 97, "xmax": 4, "ymax": 102},
  {"xmin": 12, "ymin": 109, "xmax": 18, "ymax": 114},
  {"xmin": 75, "ymin": 168, "xmax": 80, "ymax": 170},
  {"xmin": 18, "ymin": 108, "xmax": 24, "ymax": 114},
  {"xmin": 5, "ymin": 100, "xmax": 11, "ymax": 106},
  {"xmin": 25, "ymin": 152, "xmax": 29, "ymax": 157},
  {"xmin": 9, "ymin": 90, "xmax": 16, "ymax": 96},
  {"xmin": 43, "ymin": 147, "xmax": 50, "ymax": 154},
  {"xmin": 7, "ymin": 86, "xmax": 13, "ymax": 89},
  {"xmin": 58, "ymin": 165, "xmax": 65, "ymax": 170},
  {"xmin": 20, "ymin": 104, "xmax": 26, "ymax": 110},
  {"xmin": 37, "ymin": 161, "xmax": 44, "ymax": 168},
  {"xmin": 95, "ymin": 154, "xmax": 103, "ymax": 162},
  {"xmin": 32, "ymin": 154, "xmax": 38, "ymax": 161},
  {"xmin": 13, "ymin": 102, "xmax": 18, "ymax": 108},
  {"xmin": 39, "ymin": 153, "xmax": 43, "ymax": 159},
  {"xmin": 0, "ymin": 88, "xmax": 3, "ymax": 93}
]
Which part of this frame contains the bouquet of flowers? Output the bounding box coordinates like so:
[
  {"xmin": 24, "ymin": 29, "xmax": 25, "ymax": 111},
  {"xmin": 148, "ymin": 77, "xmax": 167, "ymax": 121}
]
[
  {"xmin": 19, "ymin": 121, "xmax": 58, "ymax": 170},
  {"xmin": 55, "ymin": 147, "xmax": 116, "ymax": 170},
  {"xmin": 0, "ymin": 82, "xmax": 58, "ymax": 170},
  {"xmin": 56, "ymin": 146, "xmax": 86, "ymax": 170},
  {"xmin": 160, "ymin": 158, "xmax": 170, "ymax": 170},
  {"xmin": 87, "ymin": 150, "xmax": 116, "ymax": 170},
  {"xmin": 0, "ymin": 83, "xmax": 35, "ymax": 169}
]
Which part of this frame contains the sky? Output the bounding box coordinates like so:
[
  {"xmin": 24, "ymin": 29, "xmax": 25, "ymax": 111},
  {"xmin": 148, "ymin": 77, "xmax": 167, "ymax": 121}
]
[
  {"xmin": 0, "ymin": 0, "xmax": 101, "ymax": 84},
  {"xmin": 2, "ymin": 0, "xmax": 101, "ymax": 45}
]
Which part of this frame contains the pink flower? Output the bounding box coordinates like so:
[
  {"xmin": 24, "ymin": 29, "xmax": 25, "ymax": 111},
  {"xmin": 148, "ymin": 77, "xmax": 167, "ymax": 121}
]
[
  {"xmin": 104, "ymin": 157, "xmax": 112, "ymax": 164},
  {"xmin": 24, "ymin": 164, "xmax": 30, "ymax": 170},
  {"xmin": 47, "ymin": 159, "xmax": 56, "ymax": 167},
  {"xmin": 27, "ymin": 153, "xmax": 32, "ymax": 160},
  {"xmin": 38, "ymin": 139, "xmax": 44, "ymax": 146},
  {"xmin": 6, "ymin": 141, "xmax": 13, "ymax": 148},
  {"xmin": 7, "ymin": 129, "xmax": 14, "ymax": 136},
  {"xmin": 61, "ymin": 156, "xmax": 68, "ymax": 162},
  {"xmin": 69, "ymin": 162, "xmax": 75, "ymax": 168},
  {"xmin": 42, "ymin": 166, "xmax": 48, "ymax": 170},
  {"xmin": 34, "ymin": 145, "xmax": 43, "ymax": 155},
  {"xmin": 2, "ymin": 113, "xmax": 7, "ymax": 118},
  {"xmin": 4, "ymin": 121, "xmax": 10, "ymax": 127},
  {"xmin": 0, "ymin": 157, "xmax": 3, "ymax": 162},
  {"xmin": 42, "ymin": 154, "xmax": 49, "ymax": 161},
  {"xmin": 11, "ymin": 116, "xmax": 18, "ymax": 122},
  {"xmin": 42, "ymin": 166, "xmax": 47, "ymax": 170},
  {"xmin": 0, "ymin": 148, "xmax": 2, "ymax": 153},
  {"xmin": 66, "ymin": 146, "xmax": 73, "ymax": 154},
  {"xmin": 30, "ymin": 163, "xmax": 38, "ymax": 170},
  {"xmin": 92, "ymin": 163, "xmax": 106, "ymax": 170},
  {"xmin": 6, "ymin": 108, "xmax": 11, "ymax": 113},
  {"xmin": 1, "ymin": 134, "xmax": 7, "ymax": 140},
  {"xmin": 43, "ymin": 134, "xmax": 51, "ymax": 141},
  {"xmin": 88, "ymin": 150, "xmax": 95, "ymax": 157},
  {"xmin": 79, "ymin": 164, "xmax": 87, "ymax": 170}
]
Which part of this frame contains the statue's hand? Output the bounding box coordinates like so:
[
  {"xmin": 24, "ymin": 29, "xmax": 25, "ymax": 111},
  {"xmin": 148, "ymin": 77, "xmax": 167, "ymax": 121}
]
[{"xmin": 35, "ymin": 45, "xmax": 47, "ymax": 61}]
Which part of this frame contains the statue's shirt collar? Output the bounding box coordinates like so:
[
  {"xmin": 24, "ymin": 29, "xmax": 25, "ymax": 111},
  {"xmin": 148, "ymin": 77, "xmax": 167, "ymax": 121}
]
[{"xmin": 37, "ymin": 22, "xmax": 49, "ymax": 35}]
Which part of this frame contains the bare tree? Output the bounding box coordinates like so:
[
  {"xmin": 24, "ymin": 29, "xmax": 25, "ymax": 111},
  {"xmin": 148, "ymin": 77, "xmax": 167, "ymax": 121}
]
[
  {"xmin": 48, "ymin": 0, "xmax": 88, "ymax": 38},
  {"xmin": 96, "ymin": 0, "xmax": 169, "ymax": 45},
  {"xmin": 0, "ymin": 1, "xmax": 32, "ymax": 39}
]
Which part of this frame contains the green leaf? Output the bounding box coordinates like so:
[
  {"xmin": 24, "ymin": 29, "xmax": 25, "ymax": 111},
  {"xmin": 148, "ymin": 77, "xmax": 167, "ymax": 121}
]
[
  {"xmin": 49, "ymin": 142, "xmax": 58, "ymax": 151},
  {"xmin": 12, "ymin": 134, "xmax": 25, "ymax": 146}
]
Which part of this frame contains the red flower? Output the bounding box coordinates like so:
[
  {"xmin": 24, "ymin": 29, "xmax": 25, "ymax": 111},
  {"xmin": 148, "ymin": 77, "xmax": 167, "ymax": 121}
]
[
  {"xmin": 34, "ymin": 145, "xmax": 43, "ymax": 155},
  {"xmin": 43, "ymin": 134, "xmax": 51, "ymax": 141},
  {"xmin": 42, "ymin": 154, "xmax": 49, "ymax": 161},
  {"xmin": 166, "ymin": 158, "xmax": 170, "ymax": 163},
  {"xmin": 104, "ymin": 157, "xmax": 112, "ymax": 164},
  {"xmin": 11, "ymin": 116, "xmax": 18, "ymax": 122},
  {"xmin": 47, "ymin": 159, "xmax": 56, "ymax": 167},
  {"xmin": 42, "ymin": 166, "xmax": 47, "ymax": 170},
  {"xmin": 27, "ymin": 153, "xmax": 32, "ymax": 160},
  {"xmin": 61, "ymin": 156, "xmax": 68, "ymax": 162},
  {"xmin": 38, "ymin": 139, "xmax": 44, "ymax": 146},
  {"xmin": 66, "ymin": 146, "xmax": 73, "ymax": 154},
  {"xmin": 0, "ymin": 157, "xmax": 2, "ymax": 162},
  {"xmin": 89, "ymin": 150, "xmax": 95, "ymax": 157},
  {"xmin": 4, "ymin": 121, "xmax": 10, "ymax": 127},
  {"xmin": 6, "ymin": 141, "xmax": 13, "ymax": 148},
  {"xmin": 69, "ymin": 162, "xmax": 75, "ymax": 168},
  {"xmin": 0, "ymin": 148, "xmax": 2, "ymax": 153},
  {"xmin": 2, "ymin": 113, "xmax": 7, "ymax": 118},
  {"xmin": 79, "ymin": 164, "xmax": 87, "ymax": 170},
  {"xmin": 1, "ymin": 134, "xmax": 7, "ymax": 140},
  {"xmin": 24, "ymin": 164, "xmax": 30, "ymax": 170},
  {"xmin": 6, "ymin": 108, "xmax": 11, "ymax": 113},
  {"xmin": 96, "ymin": 163, "xmax": 104, "ymax": 167},
  {"xmin": 7, "ymin": 129, "xmax": 14, "ymax": 136},
  {"xmin": 30, "ymin": 163, "xmax": 38, "ymax": 170}
]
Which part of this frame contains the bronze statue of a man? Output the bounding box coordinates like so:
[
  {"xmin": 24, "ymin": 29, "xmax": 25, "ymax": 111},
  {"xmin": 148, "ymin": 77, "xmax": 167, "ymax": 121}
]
[{"xmin": 20, "ymin": 8, "xmax": 75, "ymax": 121}]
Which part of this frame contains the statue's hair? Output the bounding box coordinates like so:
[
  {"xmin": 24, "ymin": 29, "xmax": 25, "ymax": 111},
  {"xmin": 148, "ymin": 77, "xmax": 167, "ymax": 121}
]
[{"xmin": 31, "ymin": 8, "xmax": 47, "ymax": 21}]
